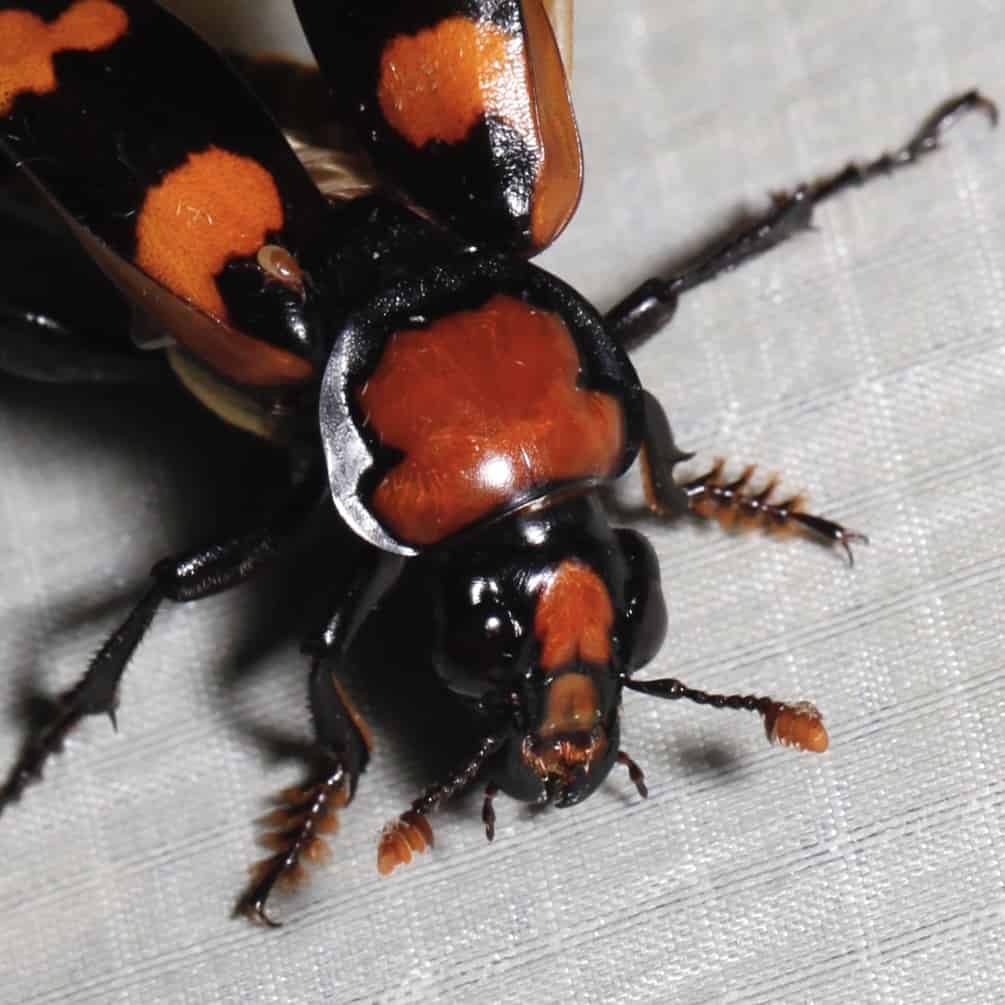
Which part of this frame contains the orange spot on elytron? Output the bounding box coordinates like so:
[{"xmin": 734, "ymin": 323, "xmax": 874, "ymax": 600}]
[
  {"xmin": 377, "ymin": 16, "xmax": 534, "ymax": 147},
  {"xmin": 135, "ymin": 147, "xmax": 283, "ymax": 321},
  {"xmin": 357, "ymin": 294, "xmax": 624, "ymax": 545},
  {"xmin": 0, "ymin": 1, "xmax": 129, "ymax": 115},
  {"xmin": 534, "ymin": 561, "xmax": 614, "ymax": 671}
]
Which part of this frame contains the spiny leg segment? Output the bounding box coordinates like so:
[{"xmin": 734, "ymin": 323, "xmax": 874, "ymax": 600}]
[
  {"xmin": 0, "ymin": 471, "xmax": 328, "ymax": 815},
  {"xmin": 638, "ymin": 391, "xmax": 867, "ymax": 563},
  {"xmin": 606, "ymin": 90, "xmax": 997, "ymax": 346}
]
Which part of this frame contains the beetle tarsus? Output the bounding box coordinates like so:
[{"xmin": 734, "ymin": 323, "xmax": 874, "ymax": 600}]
[
  {"xmin": 811, "ymin": 89, "xmax": 997, "ymax": 203},
  {"xmin": 666, "ymin": 458, "xmax": 867, "ymax": 562},
  {"xmin": 238, "ymin": 763, "xmax": 347, "ymax": 925}
]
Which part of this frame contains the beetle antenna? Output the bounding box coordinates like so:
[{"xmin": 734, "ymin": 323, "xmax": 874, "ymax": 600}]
[
  {"xmin": 377, "ymin": 730, "xmax": 507, "ymax": 875},
  {"xmin": 622, "ymin": 676, "xmax": 828, "ymax": 753}
]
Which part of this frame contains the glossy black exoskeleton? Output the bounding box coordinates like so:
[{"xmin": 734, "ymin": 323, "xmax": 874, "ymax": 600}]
[{"xmin": 0, "ymin": 0, "xmax": 995, "ymax": 923}]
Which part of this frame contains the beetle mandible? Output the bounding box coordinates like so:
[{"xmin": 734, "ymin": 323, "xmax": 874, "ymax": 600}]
[{"xmin": 0, "ymin": 0, "xmax": 995, "ymax": 923}]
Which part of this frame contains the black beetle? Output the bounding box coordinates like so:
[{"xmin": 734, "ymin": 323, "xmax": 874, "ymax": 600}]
[{"xmin": 0, "ymin": 0, "xmax": 995, "ymax": 925}]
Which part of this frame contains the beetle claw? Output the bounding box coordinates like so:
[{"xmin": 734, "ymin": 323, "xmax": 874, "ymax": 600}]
[{"xmin": 235, "ymin": 895, "xmax": 283, "ymax": 929}]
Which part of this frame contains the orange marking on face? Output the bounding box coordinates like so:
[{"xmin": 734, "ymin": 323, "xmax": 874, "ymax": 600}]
[
  {"xmin": 534, "ymin": 561, "xmax": 614, "ymax": 671},
  {"xmin": 357, "ymin": 295, "xmax": 624, "ymax": 544},
  {"xmin": 135, "ymin": 146, "xmax": 284, "ymax": 322},
  {"xmin": 0, "ymin": 1, "xmax": 129, "ymax": 115},
  {"xmin": 377, "ymin": 16, "xmax": 535, "ymax": 148}
]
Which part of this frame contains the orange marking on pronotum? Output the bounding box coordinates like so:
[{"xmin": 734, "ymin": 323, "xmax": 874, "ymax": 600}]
[
  {"xmin": 135, "ymin": 146, "xmax": 284, "ymax": 322},
  {"xmin": 0, "ymin": 1, "xmax": 129, "ymax": 115},
  {"xmin": 534, "ymin": 561, "xmax": 614, "ymax": 671},
  {"xmin": 357, "ymin": 294, "xmax": 624, "ymax": 545},
  {"xmin": 377, "ymin": 16, "xmax": 535, "ymax": 148}
]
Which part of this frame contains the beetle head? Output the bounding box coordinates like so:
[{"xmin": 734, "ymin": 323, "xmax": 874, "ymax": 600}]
[
  {"xmin": 491, "ymin": 665, "xmax": 624, "ymax": 808},
  {"xmin": 432, "ymin": 551, "xmax": 629, "ymax": 807}
]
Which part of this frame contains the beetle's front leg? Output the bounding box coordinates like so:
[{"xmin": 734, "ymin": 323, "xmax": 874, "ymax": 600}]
[
  {"xmin": 0, "ymin": 469, "xmax": 328, "ymax": 815},
  {"xmin": 639, "ymin": 392, "xmax": 866, "ymax": 562},
  {"xmin": 606, "ymin": 91, "xmax": 996, "ymax": 347},
  {"xmin": 237, "ymin": 549, "xmax": 405, "ymax": 925}
]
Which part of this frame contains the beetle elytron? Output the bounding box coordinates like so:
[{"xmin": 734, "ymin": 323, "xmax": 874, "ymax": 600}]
[{"xmin": 0, "ymin": 0, "xmax": 995, "ymax": 923}]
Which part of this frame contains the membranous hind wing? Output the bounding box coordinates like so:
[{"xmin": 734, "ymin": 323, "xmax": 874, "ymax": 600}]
[
  {"xmin": 294, "ymin": 0, "xmax": 582, "ymax": 254},
  {"xmin": 0, "ymin": 0, "xmax": 331, "ymax": 408},
  {"xmin": 222, "ymin": 51, "xmax": 381, "ymax": 205}
]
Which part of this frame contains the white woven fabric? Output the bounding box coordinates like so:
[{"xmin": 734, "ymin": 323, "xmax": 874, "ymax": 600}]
[{"xmin": 1, "ymin": 3, "xmax": 1003, "ymax": 1002}]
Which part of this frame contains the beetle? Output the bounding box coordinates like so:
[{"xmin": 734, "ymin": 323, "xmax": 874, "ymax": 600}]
[{"xmin": 0, "ymin": 0, "xmax": 995, "ymax": 924}]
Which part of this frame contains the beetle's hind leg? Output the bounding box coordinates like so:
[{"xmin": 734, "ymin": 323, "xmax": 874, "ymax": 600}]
[
  {"xmin": 0, "ymin": 471, "xmax": 328, "ymax": 816},
  {"xmin": 605, "ymin": 90, "xmax": 997, "ymax": 347},
  {"xmin": 638, "ymin": 392, "xmax": 866, "ymax": 563},
  {"xmin": 0, "ymin": 586, "xmax": 163, "ymax": 812}
]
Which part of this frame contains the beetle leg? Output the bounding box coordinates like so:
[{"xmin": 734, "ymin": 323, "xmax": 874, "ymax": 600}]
[
  {"xmin": 0, "ymin": 584, "xmax": 163, "ymax": 813},
  {"xmin": 0, "ymin": 470, "xmax": 328, "ymax": 815},
  {"xmin": 237, "ymin": 720, "xmax": 350, "ymax": 928},
  {"xmin": 304, "ymin": 549, "xmax": 407, "ymax": 799},
  {"xmin": 236, "ymin": 665, "xmax": 374, "ymax": 926},
  {"xmin": 616, "ymin": 751, "xmax": 649, "ymax": 799},
  {"xmin": 236, "ymin": 550, "xmax": 405, "ymax": 922},
  {"xmin": 637, "ymin": 390, "xmax": 695, "ymax": 518},
  {"xmin": 482, "ymin": 782, "xmax": 499, "ymax": 842},
  {"xmin": 638, "ymin": 391, "xmax": 867, "ymax": 563},
  {"xmin": 605, "ymin": 90, "xmax": 997, "ymax": 347},
  {"xmin": 622, "ymin": 676, "xmax": 829, "ymax": 753},
  {"xmin": 676, "ymin": 459, "xmax": 867, "ymax": 565}
]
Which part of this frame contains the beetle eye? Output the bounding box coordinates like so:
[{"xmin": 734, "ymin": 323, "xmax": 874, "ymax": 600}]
[
  {"xmin": 454, "ymin": 602, "xmax": 520, "ymax": 668},
  {"xmin": 437, "ymin": 600, "xmax": 524, "ymax": 698}
]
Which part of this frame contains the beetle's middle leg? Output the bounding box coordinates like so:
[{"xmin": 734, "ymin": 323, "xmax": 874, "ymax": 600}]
[
  {"xmin": 605, "ymin": 90, "xmax": 997, "ymax": 347},
  {"xmin": 237, "ymin": 549, "xmax": 406, "ymax": 924},
  {"xmin": 0, "ymin": 469, "xmax": 329, "ymax": 816},
  {"xmin": 638, "ymin": 392, "xmax": 866, "ymax": 562}
]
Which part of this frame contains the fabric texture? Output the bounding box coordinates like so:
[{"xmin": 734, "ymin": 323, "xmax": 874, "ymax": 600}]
[{"xmin": 1, "ymin": 2, "xmax": 1003, "ymax": 1002}]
